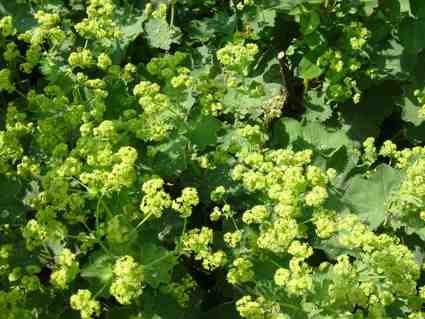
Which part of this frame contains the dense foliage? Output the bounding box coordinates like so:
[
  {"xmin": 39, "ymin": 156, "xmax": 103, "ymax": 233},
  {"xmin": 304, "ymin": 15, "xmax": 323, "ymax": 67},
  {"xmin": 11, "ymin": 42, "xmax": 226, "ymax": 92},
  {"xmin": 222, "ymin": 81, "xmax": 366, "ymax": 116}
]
[{"xmin": 1, "ymin": 0, "xmax": 425, "ymax": 318}]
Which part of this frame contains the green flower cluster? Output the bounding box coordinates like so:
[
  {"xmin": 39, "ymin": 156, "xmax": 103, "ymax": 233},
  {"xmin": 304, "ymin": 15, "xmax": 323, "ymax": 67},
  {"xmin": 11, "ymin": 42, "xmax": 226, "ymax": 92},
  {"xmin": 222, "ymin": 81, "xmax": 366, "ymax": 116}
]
[
  {"xmin": 70, "ymin": 290, "xmax": 101, "ymax": 319},
  {"xmin": 0, "ymin": 1, "xmax": 424, "ymax": 318},
  {"xmin": 217, "ymin": 42, "xmax": 259, "ymax": 76},
  {"xmin": 181, "ymin": 227, "xmax": 227, "ymax": 270},
  {"xmin": 110, "ymin": 256, "xmax": 144, "ymax": 305},
  {"xmin": 51, "ymin": 249, "xmax": 79, "ymax": 289}
]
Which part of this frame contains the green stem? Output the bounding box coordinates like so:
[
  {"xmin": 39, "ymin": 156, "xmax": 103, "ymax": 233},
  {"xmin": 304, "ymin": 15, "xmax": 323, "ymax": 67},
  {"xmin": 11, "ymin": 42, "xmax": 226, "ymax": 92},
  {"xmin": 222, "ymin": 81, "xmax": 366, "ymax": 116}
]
[
  {"xmin": 279, "ymin": 302, "xmax": 300, "ymax": 311},
  {"xmin": 101, "ymin": 198, "xmax": 113, "ymax": 217},
  {"xmin": 182, "ymin": 218, "xmax": 187, "ymax": 237},
  {"xmin": 144, "ymin": 251, "xmax": 176, "ymax": 268},
  {"xmin": 170, "ymin": 2, "xmax": 175, "ymax": 30},
  {"xmin": 81, "ymin": 221, "xmax": 112, "ymax": 256},
  {"xmin": 94, "ymin": 281, "xmax": 110, "ymax": 299},
  {"xmin": 231, "ymin": 216, "xmax": 239, "ymax": 230},
  {"xmin": 129, "ymin": 212, "xmax": 154, "ymax": 238},
  {"xmin": 96, "ymin": 194, "xmax": 105, "ymax": 229}
]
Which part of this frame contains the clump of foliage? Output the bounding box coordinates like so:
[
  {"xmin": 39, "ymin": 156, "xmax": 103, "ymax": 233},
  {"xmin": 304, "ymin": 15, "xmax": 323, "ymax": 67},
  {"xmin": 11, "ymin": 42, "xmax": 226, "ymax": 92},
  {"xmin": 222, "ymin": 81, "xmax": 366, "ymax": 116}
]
[{"xmin": 1, "ymin": 0, "xmax": 425, "ymax": 318}]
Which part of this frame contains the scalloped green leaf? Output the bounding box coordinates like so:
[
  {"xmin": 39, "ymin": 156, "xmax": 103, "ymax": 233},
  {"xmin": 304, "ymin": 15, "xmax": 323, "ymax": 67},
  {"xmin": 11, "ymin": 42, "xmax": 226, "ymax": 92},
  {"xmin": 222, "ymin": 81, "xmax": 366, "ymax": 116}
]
[
  {"xmin": 145, "ymin": 18, "xmax": 178, "ymax": 50},
  {"xmin": 342, "ymin": 164, "xmax": 402, "ymax": 229}
]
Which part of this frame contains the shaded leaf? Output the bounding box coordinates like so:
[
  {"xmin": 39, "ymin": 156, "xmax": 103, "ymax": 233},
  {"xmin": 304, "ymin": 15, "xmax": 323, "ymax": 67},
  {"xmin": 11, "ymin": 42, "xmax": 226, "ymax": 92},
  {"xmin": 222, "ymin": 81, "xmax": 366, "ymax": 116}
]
[
  {"xmin": 189, "ymin": 115, "xmax": 222, "ymax": 151},
  {"xmin": 410, "ymin": 0, "xmax": 425, "ymax": 18},
  {"xmin": 399, "ymin": 18, "xmax": 425, "ymax": 53},
  {"xmin": 141, "ymin": 244, "xmax": 177, "ymax": 288}
]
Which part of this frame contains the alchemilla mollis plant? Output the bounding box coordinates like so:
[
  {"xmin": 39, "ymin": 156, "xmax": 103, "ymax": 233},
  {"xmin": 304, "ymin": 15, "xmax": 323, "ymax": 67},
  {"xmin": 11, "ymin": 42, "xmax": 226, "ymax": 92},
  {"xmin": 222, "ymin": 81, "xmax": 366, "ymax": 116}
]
[{"xmin": 1, "ymin": 0, "xmax": 425, "ymax": 318}]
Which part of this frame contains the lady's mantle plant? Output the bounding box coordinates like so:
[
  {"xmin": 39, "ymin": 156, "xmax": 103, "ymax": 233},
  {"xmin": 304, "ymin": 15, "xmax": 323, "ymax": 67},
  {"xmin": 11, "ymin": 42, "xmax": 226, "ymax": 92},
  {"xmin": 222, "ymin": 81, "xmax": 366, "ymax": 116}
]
[{"xmin": 0, "ymin": 0, "xmax": 425, "ymax": 318}]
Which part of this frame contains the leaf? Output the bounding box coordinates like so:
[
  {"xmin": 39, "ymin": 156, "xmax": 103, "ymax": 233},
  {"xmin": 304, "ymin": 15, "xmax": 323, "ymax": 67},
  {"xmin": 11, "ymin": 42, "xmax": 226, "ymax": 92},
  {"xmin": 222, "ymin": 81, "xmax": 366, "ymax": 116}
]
[
  {"xmin": 300, "ymin": 10, "xmax": 320, "ymax": 35},
  {"xmin": 0, "ymin": 175, "xmax": 25, "ymax": 225},
  {"xmin": 142, "ymin": 288, "xmax": 200, "ymax": 319},
  {"xmin": 145, "ymin": 18, "xmax": 178, "ymax": 50},
  {"xmin": 221, "ymin": 82, "xmax": 281, "ymax": 120},
  {"xmin": 244, "ymin": 7, "xmax": 277, "ymax": 35},
  {"xmin": 375, "ymin": 40, "xmax": 406, "ymax": 77},
  {"xmin": 189, "ymin": 115, "xmax": 222, "ymax": 151},
  {"xmin": 399, "ymin": 17, "xmax": 425, "ymax": 53},
  {"xmin": 405, "ymin": 225, "xmax": 425, "ymax": 241},
  {"xmin": 0, "ymin": 1, "xmax": 36, "ymax": 32},
  {"xmin": 105, "ymin": 79, "xmax": 138, "ymax": 118},
  {"xmin": 342, "ymin": 164, "xmax": 402, "ymax": 229},
  {"xmin": 105, "ymin": 307, "xmax": 139, "ymax": 319},
  {"xmin": 362, "ymin": 0, "xmax": 379, "ymax": 15},
  {"xmin": 277, "ymin": 0, "xmax": 322, "ymax": 11},
  {"xmin": 189, "ymin": 12, "xmax": 236, "ymax": 43},
  {"xmin": 121, "ymin": 14, "xmax": 146, "ymax": 47},
  {"xmin": 326, "ymin": 146, "xmax": 360, "ymax": 188},
  {"xmin": 271, "ymin": 118, "xmax": 303, "ymax": 148},
  {"xmin": 140, "ymin": 244, "xmax": 177, "ymax": 288},
  {"xmin": 298, "ymin": 55, "xmax": 323, "ymax": 80},
  {"xmin": 81, "ymin": 253, "xmax": 114, "ymax": 284},
  {"xmin": 221, "ymin": 89, "xmax": 263, "ymax": 119},
  {"xmin": 150, "ymin": 136, "xmax": 189, "ymax": 176},
  {"xmin": 340, "ymin": 81, "xmax": 400, "ymax": 141},
  {"xmin": 405, "ymin": 122, "xmax": 425, "ymax": 144},
  {"xmin": 255, "ymin": 8, "xmax": 277, "ymax": 28},
  {"xmin": 410, "ymin": 0, "xmax": 425, "ymax": 18},
  {"xmin": 304, "ymin": 89, "xmax": 332, "ymax": 122},
  {"xmin": 400, "ymin": 0, "xmax": 412, "ymax": 13},
  {"xmin": 302, "ymin": 122, "xmax": 356, "ymax": 152},
  {"xmin": 203, "ymin": 303, "xmax": 239, "ymax": 318},
  {"xmin": 400, "ymin": 91, "xmax": 425, "ymax": 126}
]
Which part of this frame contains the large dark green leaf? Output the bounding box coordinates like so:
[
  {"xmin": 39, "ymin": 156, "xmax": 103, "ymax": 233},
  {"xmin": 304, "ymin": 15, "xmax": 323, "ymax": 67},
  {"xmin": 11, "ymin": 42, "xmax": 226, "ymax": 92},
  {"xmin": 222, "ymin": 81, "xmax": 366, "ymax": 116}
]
[
  {"xmin": 0, "ymin": 2, "xmax": 36, "ymax": 32},
  {"xmin": 189, "ymin": 115, "xmax": 222, "ymax": 151},
  {"xmin": 399, "ymin": 18, "xmax": 425, "ymax": 53},
  {"xmin": 140, "ymin": 244, "xmax": 177, "ymax": 288},
  {"xmin": 410, "ymin": 0, "xmax": 425, "ymax": 18},
  {"xmin": 0, "ymin": 175, "xmax": 25, "ymax": 225},
  {"xmin": 271, "ymin": 117, "xmax": 303, "ymax": 148},
  {"xmin": 150, "ymin": 136, "xmax": 189, "ymax": 176}
]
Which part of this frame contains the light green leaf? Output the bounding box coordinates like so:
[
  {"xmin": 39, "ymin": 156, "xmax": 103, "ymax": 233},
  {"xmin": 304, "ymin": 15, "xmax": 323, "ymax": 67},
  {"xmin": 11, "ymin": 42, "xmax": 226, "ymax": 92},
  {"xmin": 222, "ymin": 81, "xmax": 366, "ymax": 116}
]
[
  {"xmin": 401, "ymin": 94, "xmax": 425, "ymax": 126},
  {"xmin": 145, "ymin": 18, "xmax": 178, "ymax": 50},
  {"xmin": 277, "ymin": 0, "xmax": 322, "ymax": 11},
  {"xmin": 376, "ymin": 40, "xmax": 405, "ymax": 77},
  {"xmin": 342, "ymin": 164, "xmax": 402, "ymax": 229},
  {"xmin": 300, "ymin": 10, "xmax": 320, "ymax": 35},
  {"xmin": 121, "ymin": 15, "xmax": 146, "ymax": 47},
  {"xmin": 298, "ymin": 56, "xmax": 323, "ymax": 80},
  {"xmin": 304, "ymin": 89, "xmax": 332, "ymax": 122},
  {"xmin": 272, "ymin": 118, "xmax": 303, "ymax": 148},
  {"xmin": 362, "ymin": 0, "xmax": 379, "ymax": 15},
  {"xmin": 302, "ymin": 122, "xmax": 356, "ymax": 151},
  {"xmin": 81, "ymin": 254, "xmax": 114, "ymax": 284}
]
